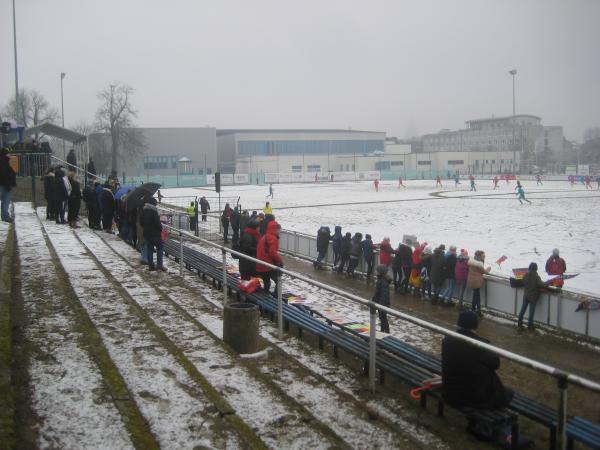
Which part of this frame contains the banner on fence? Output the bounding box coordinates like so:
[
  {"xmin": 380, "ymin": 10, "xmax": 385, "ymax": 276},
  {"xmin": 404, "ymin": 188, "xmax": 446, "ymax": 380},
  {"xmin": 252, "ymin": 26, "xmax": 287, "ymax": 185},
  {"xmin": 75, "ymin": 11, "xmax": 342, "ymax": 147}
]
[{"xmin": 357, "ymin": 171, "xmax": 381, "ymax": 180}]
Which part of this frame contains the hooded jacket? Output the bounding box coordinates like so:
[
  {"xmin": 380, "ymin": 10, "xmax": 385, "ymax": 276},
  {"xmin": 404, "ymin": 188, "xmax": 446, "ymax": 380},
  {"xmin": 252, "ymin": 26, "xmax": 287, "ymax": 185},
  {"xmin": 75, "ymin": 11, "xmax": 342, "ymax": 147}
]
[
  {"xmin": 454, "ymin": 257, "xmax": 469, "ymax": 282},
  {"xmin": 141, "ymin": 203, "xmax": 162, "ymax": 243},
  {"xmin": 331, "ymin": 226, "xmax": 342, "ymax": 253},
  {"xmin": 316, "ymin": 226, "xmax": 331, "ymax": 253},
  {"xmin": 340, "ymin": 233, "xmax": 352, "ymax": 258},
  {"xmin": 430, "ymin": 248, "xmax": 447, "ymax": 286},
  {"xmin": 256, "ymin": 220, "xmax": 283, "ymax": 272},
  {"xmin": 361, "ymin": 237, "xmax": 375, "ymax": 260},
  {"xmin": 523, "ymin": 270, "xmax": 546, "ymax": 303},
  {"xmin": 349, "ymin": 234, "xmax": 363, "ymax": 259}
]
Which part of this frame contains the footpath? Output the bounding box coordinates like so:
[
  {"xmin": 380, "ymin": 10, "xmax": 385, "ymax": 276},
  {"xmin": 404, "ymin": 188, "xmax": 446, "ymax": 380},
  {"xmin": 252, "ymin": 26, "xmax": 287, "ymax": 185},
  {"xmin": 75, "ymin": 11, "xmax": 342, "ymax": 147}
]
[{"xmin": 2, "ymin": 203, "xmax": 481, "ymax": 450}]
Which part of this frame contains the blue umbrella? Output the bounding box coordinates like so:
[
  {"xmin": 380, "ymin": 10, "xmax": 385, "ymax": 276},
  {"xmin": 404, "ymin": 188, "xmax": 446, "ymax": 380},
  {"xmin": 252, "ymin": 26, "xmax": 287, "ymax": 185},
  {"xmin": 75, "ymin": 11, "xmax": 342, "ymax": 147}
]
[{"xmin": 114, "ymin": 185, "xmax": 136, "ymax": 200}]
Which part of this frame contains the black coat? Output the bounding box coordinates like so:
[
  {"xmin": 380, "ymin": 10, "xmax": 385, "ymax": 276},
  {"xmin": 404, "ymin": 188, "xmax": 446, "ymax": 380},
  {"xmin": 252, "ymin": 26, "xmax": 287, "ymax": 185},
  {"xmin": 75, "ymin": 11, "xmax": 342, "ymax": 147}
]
[
  {"xmin": 82, "ymin": 185, "xmax": 98, "ymax": 209},
  {"xmin": 445, "ymin": 253, "xmax": 457, "ymax": 280},
  {"xmin": 53, "ymin": 171, "xmax": 69, "ymax": 202},
  {"xmin": 397, "ymin": 244, "xmax": 413, "ymax": 268},
  {"xmin": 316, "ymin": 227, "xmax": 331, "ymax": 253},
  {"xmin": 442, "ymin": 329, "xmax": 511, "ymax": 410},
  {"xmin": 66, "ymin": 150, "xmax": 77, "ymax": 169},
  {"xmin": 372, "ymin": 277, "xmax": 390, "ymax": 306},
  {"xmin": 331, "ymin": 227, "xmax": 342, "ymax": 253},
  {"xmin": 101, "ymin": 189, "xmax": 115, "ymax": 215},
  {"xmin": 231, "ymin": 209, "xmax": 241, "ymax": 231},
  {"xmin": 141, "ymin": 204, "xmax": 162, "ymax": 243},
  {"xmin": 340, "ymin": 235, "xmax": 352, "ymax": 258},
  {"xmin": 362, "ymin": 238, "xmax": 374, "ymax": 260},
  {"xmin": 430, "ymin": 249, "xmax": 447, "ymax": 286},
  {"xmin": 523, "ymin": 270, "xmax": 546, "ymax": 303},
  {"xmin": 43, "ymin": 174, "xmax": 55, "ymax": 202},
  {"xmin": 199, "ymin": 198, "xmax": 210, "ymax": 214},
  {"xmin": 349, "ymin": 236, "xmax": 363, "ymax": 258},
  {"xmin": 69, "ymin": 179, "xmax": 82, "ymax": 201},
  {"xmin": 0, "ymin": 155, "xmax": 17, "ymax": 190},
  {"xmin": 239, "ymin": 228, "xmax": 260, "ymax": 277}
]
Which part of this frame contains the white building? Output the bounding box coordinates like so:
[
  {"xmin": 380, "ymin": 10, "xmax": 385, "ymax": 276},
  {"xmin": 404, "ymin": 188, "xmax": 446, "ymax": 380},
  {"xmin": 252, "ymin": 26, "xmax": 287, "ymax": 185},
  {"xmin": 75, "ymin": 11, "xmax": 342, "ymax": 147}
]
[{"xmin": 422, "ymin": 115, "xmax": 564, "ymax": 171}]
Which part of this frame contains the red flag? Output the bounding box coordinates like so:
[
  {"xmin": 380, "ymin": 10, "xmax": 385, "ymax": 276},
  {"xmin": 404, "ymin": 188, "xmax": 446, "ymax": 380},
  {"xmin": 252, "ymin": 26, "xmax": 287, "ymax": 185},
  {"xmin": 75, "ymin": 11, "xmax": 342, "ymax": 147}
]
[{"xmin": 495, "ymin": 255, "xmax": 507, "ymax": 266}]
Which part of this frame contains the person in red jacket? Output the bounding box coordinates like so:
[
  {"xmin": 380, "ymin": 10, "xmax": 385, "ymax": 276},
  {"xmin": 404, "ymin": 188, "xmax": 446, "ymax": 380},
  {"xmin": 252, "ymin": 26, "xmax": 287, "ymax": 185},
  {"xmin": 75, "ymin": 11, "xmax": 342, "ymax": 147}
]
[
  {"xmin": 256, "ymin": 220, "xmax": 284, "ymax": 294},
  {"xmin": 545, "ymin": 248, "xmax": 566, "ymax": 287},
  {"xmin": 378, "ymin": 237, "xmax": 394, "ymax": 267}
]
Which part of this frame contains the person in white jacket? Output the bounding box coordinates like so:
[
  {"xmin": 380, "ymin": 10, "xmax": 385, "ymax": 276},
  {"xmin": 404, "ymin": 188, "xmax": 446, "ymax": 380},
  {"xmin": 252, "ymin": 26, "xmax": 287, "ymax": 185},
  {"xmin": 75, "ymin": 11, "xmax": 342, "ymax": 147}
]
[{"xmin": 467, "ymin": 250, "xmax": 491, "ymax": 315}]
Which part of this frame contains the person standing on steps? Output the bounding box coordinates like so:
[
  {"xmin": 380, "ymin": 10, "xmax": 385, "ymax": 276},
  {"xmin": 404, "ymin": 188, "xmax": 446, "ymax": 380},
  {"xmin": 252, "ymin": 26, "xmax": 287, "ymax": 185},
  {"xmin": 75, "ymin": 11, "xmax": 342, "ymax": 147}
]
[
  {"xmin": 67, "ymin": 171, "xmax": 82, "ymax": 228},
  {"xmin": 239, "ymin": 219, "xmax": 261, "ymax": 280},
  {"xmin": 66, "ymin": 148, "xmax": 77, "ymax": 172},
  {"xmin": 372, "ymin": 265, "xmax": 391, "ymax": 333},
  {"xmin": 518, "ymin": 262, "xmax": 547, "ymax": 330},
  {"xmin": 256, "ymin": 220, "xmax": 283, "ymax": 295},
  {"xmin": 337, "ymin": 232, "xmax": 352, "ymax": 274},
  {"xmin": 231, "ymin": 206, "xmax": 241, "ymax": 244},
  {"xmin": 221, "ymin": 203, "xmax": 232, "ymax": 243},
  {"xmin": 0, "ymin": 146, "xmax": 17, "ymax": 223},
  {"xmin": 141, "ymin": 197, "xmax": 166, "ymax": 271},
  {"xmin": 43, "ymin": 167, "xmax": 56, "ymax": 220},
  {"xmin": 53, "ymin": 167, "xmax": 69, "ymax": 224},
  {"xmin": 101, "ymin": 182, "xmax": 116, "ymax": 233}
]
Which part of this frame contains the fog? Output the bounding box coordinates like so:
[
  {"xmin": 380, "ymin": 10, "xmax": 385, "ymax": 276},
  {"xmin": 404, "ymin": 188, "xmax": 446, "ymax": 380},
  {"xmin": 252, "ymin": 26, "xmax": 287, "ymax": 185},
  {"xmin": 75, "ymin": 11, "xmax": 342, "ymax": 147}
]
[{"xmin": 1, "ymin": 0, "xmax": 599, "ymax": 139}]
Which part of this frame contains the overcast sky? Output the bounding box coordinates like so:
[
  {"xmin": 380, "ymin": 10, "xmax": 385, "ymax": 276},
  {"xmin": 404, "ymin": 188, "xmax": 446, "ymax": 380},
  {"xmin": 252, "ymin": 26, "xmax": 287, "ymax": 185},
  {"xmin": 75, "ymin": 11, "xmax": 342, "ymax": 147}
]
[{"xmin": 1, "ymin": 0, "xmax": 599, "ymax": 140}]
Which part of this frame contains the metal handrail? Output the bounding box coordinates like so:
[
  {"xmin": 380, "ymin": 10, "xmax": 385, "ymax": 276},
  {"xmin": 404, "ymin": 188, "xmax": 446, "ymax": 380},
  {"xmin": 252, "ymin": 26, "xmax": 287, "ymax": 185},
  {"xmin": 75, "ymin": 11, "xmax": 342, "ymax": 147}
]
[
  {"xmin": 163, "ymin": 222, "xmax": 599, "ymax": 449},
  {"xmin": 164, "ymin": 223, "xmax": 600, "ymax": 392}
]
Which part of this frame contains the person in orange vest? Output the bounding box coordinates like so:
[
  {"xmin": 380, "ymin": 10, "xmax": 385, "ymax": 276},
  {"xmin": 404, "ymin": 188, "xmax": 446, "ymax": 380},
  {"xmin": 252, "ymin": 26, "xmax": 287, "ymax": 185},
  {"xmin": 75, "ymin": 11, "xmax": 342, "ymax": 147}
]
[{"xmin": 545, "ymin": 248, "xmax": 566, "ymax": 287}]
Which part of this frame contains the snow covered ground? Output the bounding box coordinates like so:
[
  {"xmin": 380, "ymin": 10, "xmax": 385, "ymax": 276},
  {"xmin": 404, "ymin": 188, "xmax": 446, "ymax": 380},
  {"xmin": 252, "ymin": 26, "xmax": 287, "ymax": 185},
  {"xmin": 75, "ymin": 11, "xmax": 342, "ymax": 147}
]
[{"xmin": 164, "ymin": 180, "xmax": 600, "ymax": 296}]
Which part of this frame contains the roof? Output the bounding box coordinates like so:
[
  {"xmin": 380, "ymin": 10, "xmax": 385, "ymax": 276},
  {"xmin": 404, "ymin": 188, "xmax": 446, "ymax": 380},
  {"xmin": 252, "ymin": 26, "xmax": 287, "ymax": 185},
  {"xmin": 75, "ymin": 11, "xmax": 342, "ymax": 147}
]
[
  {"xmin": 466, "ymin": 114, "xmax": 542, "ymax": 124},
  {"xmin": 23, "ymin": 122, "xmax": 86, "ymax": 144},
  {"xmin": 216, "ymin": 129, "xmax": 384, "ymax": 136}
]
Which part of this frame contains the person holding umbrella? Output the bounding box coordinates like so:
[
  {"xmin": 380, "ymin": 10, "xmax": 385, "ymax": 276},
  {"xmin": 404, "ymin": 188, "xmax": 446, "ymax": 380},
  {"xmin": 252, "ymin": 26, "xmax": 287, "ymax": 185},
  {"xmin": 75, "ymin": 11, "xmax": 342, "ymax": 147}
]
[{"xmin": 141, "ymin": 197, "xmax": 166, "ymax": 272}]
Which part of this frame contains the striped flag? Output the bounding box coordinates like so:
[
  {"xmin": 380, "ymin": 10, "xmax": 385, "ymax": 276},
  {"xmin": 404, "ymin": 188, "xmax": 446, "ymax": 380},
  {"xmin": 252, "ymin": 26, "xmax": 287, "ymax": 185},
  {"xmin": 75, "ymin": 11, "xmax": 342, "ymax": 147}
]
[{"xmin": 495, "ymin": 255, "xmax": 508, "ymax": 266}]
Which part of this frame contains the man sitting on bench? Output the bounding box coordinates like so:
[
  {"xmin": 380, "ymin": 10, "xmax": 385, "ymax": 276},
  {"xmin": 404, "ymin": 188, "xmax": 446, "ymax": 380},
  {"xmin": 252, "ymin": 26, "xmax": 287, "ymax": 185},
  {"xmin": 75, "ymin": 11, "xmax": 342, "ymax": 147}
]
[{"xmin": 441, "ymin": 310, "xmax": 513, "ymax": 410}]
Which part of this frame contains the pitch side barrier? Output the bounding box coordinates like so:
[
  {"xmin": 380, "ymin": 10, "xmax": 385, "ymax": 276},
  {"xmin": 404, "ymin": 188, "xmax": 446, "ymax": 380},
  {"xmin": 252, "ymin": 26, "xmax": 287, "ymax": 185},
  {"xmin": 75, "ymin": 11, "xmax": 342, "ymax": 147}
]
[
  {"xmin": 162, "ymin": 223, "xmax": 600, "ymax": 450},
  {"xmin": 278, "ymin": 229, "xmax": 600, "ymax": 341}
]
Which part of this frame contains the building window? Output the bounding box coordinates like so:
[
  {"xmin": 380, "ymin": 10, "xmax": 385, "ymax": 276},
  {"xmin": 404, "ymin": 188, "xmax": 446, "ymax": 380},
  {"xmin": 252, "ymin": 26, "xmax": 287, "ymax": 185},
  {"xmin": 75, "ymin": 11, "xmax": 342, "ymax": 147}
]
[
  {"xmin": 417, "ymin": 160, "xmax": 431, "ymax": 166},
  {"xmin": 143, "ymin": 155, "xmax": 179, "ymax": 171},
  {"xmin": 491, "ymin": 160, "xmax": 495, "ymax": 164},
  {"xmin": 306, "ymin": 164, "xmax": 321, "ymax": 173},
  {"xmin": 390, "ymin": 161, "xmax": 403, "ymax": 166},
  {"xmin": 345, "ymin": 164, "xmax": 350, "ymax": 171},
  {"xmin": 448, "ymin": 160, "xmax": 464, "ymax": 165},
  {"xmin": 375, "ymin": 161, "xmax": 391, "ymax": 170},
  {"xmin": 291, "ymin": 165, "xmax": 302, "ymax": 173}
]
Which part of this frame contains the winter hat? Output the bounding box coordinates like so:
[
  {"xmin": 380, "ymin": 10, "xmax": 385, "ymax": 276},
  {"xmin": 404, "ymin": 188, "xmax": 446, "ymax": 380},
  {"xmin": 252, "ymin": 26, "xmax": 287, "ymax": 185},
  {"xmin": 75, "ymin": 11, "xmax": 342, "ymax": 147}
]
[
  {"xmin": 457, "ymin": 310, "xmax": 478, "ymax": 330},
  {"xmin": 424, "ymin": 246, "xmax": 433, "ymax": 255},
  {"xmin": 552, "ymin": 248, "xmax": 560, "ymax": 257},
  {"xmin": 449, "ymin": 246, "xmax": 457, "ymax": 253},
  {"xmin": 365, "ymin": 234, "xmax": 372, "ymax": 240},
  {"xmin": 376, "ymin": 265, "xmax": 388, "ymax": 276},
  {"xmin": 528, "ymin": 262, "xmax": 538, "ymax": 272},
  {"xmin": 345, "ymin": 232, "xmax": 352, "ymax": 238}
]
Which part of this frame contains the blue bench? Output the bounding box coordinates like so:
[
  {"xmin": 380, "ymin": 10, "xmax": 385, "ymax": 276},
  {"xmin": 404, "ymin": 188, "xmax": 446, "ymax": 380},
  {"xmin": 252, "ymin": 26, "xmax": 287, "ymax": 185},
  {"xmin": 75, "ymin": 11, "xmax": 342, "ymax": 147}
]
[{"xmin": 162, "ymin": 239, "xmax": 520, "ymax": 448}]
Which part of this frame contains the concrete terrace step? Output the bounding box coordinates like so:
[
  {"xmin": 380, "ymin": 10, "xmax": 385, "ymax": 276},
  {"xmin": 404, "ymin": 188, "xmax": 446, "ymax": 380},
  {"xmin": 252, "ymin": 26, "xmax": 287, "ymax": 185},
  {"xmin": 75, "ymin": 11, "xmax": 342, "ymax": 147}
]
[
  {"xmin": 94, "ymin": 231, "xmax": 431, "ymax": 449},
  {"xmin": 12, "ymin": 203, "xmax": 136, "ymax": 449},
  {"xmin": 35, "ymin": 208, "xmax": 248, "ymax": 450},
  {"xmin": 38, "ymin": 208, "xmax": 357, "ymax": 450}
]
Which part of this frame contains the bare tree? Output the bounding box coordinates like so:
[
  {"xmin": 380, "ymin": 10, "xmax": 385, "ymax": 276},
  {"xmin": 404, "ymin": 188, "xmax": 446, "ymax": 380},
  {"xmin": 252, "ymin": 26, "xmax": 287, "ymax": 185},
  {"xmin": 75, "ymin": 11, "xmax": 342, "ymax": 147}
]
[
  {"xmin": 2, "ymin": 88, "xmax": 60, "ymax": 130},
  {"xmin": 95, "ymin": 82, "xmax": 145, "ymax": 175}
]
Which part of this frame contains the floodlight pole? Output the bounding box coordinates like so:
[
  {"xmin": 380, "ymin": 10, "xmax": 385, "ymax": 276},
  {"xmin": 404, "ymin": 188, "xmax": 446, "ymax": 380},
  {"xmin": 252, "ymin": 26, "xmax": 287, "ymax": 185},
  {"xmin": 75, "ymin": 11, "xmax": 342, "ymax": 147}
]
[
  {"xmin": 12, "ymin": 0, "xmax": 20, "ymax": 125},
  {"xmin": 509, "ymin": 69, "xmax": 517, "ymax": 173},
  {"xmin": 61, "ymin": 72, "xmax": 66, "ymax": 159}
]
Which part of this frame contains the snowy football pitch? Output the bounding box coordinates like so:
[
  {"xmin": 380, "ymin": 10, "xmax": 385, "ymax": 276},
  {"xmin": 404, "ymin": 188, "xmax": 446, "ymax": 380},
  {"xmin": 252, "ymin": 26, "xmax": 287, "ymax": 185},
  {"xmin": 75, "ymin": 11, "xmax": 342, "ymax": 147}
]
[{"xmin": 164, "ymin": 180, "xmax": 600, "ymax": 296}]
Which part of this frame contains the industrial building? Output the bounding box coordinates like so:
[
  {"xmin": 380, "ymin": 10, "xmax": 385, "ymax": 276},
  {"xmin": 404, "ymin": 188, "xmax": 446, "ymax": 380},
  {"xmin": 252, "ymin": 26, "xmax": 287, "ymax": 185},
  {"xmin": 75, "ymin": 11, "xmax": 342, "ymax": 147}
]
[{"xmin": 217, "ymin": 129, "xmax": 387, "ymax": 174}]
